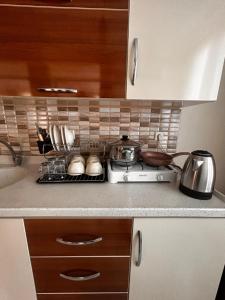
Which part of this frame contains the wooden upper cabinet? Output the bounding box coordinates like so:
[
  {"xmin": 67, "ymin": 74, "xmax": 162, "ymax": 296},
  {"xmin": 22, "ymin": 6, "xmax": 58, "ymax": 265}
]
[
  {"xmin": 0, "ymin": 4, "xmax": 128, "ymax": 98},
  {"xmin": 127, "ymin": 0, "xmax": 225, "ymax": 101},
  {"xmin": 0, "ymin": 0, "xmax": 128, "ymax": 9}
]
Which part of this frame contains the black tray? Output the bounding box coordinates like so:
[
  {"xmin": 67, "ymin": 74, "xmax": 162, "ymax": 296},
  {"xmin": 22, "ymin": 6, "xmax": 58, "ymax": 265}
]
[{"xmin": 37, "ymin": 167, "xmax": 106, "ymax": 184}]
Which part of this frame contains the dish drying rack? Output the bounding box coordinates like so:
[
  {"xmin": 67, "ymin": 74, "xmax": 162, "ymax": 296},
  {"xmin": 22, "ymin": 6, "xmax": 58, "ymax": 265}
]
[{"xmin": 37, "ymin": 139, "xmax": 107, "ymax": 184}]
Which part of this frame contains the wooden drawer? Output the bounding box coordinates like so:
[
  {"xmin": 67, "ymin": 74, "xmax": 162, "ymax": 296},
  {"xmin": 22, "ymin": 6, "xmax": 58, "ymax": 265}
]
[
  {"xmin": 0, "ymin": 0, "xmax": 128, "ymax": 9},
  {"xmin": 37, "ymin": 293, "xmax": 128, "ymax": 300},
  {"xmin": 32, "ymin": 257, "xmax": 130, "ymax": 293},
  {"xmin": 25, "ymin": 219, "xmax": 132, "ymax": 256}
]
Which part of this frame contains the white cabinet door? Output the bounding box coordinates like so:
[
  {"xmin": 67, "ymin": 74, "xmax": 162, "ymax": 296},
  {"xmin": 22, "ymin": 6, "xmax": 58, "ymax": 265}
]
[
  {"xmin": 0, "ymin": 219, "xmax": 36, "ymax": 300},
  {"xmin": 130, "ymin": 218, "xmax": 225, "ymax": 300},
  {"xmin": 127, "ymin": 0, "xmax": 225, "ymax": 101}
]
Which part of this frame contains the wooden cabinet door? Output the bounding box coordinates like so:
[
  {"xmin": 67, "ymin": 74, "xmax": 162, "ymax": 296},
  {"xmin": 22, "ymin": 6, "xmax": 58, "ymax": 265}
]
[
  {"xmin": 0, "ymin": 219, "xmax": 36, "ymax": 300},
  {"xmin": 0, "ymin": 5, "xmax": 128, "ymax": 98},
  {"xmin": 129, "ymin": 218, "xmax": 225, "ymax": 300},
  {"xmin": 0, "ymin": 0, "xmax": 128, "ymax": 9},
  {"xmin": 127, "ymin": 0, "xmax": 225, "ymax": 101}
]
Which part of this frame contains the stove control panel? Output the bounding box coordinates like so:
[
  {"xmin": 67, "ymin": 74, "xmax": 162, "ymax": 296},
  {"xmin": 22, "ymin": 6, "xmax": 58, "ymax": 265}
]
[{"xmin": 107, "ymin": 160, "xmax": 178, "ymax": 184}]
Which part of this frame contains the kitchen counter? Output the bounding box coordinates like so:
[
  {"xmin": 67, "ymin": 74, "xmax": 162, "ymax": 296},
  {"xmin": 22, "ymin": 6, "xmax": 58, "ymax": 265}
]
[{"xmin": 0, "ymin": 157, "xmax": 225, "ymax": 218}]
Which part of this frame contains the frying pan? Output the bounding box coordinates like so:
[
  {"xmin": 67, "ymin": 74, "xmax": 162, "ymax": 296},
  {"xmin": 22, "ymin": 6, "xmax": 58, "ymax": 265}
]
[{"xmin": 140, "ymin": 151, "xmax": 190, "ymax": 167}]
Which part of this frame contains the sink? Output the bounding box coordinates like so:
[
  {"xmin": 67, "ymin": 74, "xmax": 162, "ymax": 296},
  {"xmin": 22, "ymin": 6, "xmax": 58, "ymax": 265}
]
[{"xmin": 0, "ymin": 165, "xmax": 26, "ymax": 189}]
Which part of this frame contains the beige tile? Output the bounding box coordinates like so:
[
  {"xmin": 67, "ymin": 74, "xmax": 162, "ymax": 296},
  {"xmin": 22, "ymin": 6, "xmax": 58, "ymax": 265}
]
[{"xmin": 0, "ymin": 97, "xmax": 180, "ymax": 155}]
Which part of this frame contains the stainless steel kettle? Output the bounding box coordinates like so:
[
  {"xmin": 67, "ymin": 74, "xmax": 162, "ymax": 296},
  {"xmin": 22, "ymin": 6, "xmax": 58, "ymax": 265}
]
[{"xmin": 179, "ymin": 150, "xmax": 216, "ymax": 200}]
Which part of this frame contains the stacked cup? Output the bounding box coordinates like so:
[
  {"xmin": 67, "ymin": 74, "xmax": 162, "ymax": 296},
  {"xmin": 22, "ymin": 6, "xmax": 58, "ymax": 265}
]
[
  {"xmin": 86, "ymin": 155, "xmax": 103, "ymax": 176},
  {"xmin": 67, "ymin": 154, "xmax": 103, "ymax": 176},
  {"xmin": 67, "ymin": 155, "xmax": 85, "ymax": 176}
]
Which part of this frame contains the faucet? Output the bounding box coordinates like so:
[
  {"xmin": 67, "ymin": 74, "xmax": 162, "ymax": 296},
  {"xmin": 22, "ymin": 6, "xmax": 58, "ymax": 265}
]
[{"xmin": 0, "ymin": 139, "xmax": 22, "ymax": 166}]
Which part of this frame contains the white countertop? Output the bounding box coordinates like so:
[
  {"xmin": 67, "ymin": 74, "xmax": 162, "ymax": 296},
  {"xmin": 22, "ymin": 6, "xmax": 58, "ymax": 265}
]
[{"xmin": 0, "ymin": 157, "xmax": 225, "ymax": 218}]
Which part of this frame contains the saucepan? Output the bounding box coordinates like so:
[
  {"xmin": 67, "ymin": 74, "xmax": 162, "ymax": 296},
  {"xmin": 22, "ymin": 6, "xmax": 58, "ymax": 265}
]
[
  {"xmin": 139, "ymin": 151, "xmax": 190, "ymax": 167},
  {"xmin": 110, "ymin": 135, "xmax": 141, "ymax": 166}
]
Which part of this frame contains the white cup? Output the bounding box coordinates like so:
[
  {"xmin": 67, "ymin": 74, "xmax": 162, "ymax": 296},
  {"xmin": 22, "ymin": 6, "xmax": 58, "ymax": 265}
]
[
  {"xmin": 86, "ymin": 161, "xmax": 103, "ymax": 176},
  {"xmin": 86, "ymin": 155, "xmax": 100, "ymax": 164},
  {"xmin": 67, "ymin": 161, "xmax": 85, "ymax": 176},
  {"xmin": 70, "ymin": 154, "xmax": 85, "ymax": 165}
]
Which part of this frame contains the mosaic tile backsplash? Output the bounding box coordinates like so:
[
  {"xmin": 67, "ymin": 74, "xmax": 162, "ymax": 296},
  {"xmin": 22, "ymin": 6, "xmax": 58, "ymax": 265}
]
[{"xmin": 0, "ymin": 97, "xmax": 181, "ymax": 155}]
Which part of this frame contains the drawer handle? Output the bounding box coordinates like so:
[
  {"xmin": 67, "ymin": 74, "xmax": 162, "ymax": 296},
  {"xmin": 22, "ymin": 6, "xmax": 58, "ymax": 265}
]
[
  {"xmin": 60, "ymin": 270, "xmax": 100, "ymax": 281},
  {"xmin": 56, "ymin": 236, "xmax": 103, "ymax": 246},
  {"xmin": 37, "ymin": 88, "xmax": 78, "ymax": 94},
  {"xmin": 135, "ymin": 230, "xmax": 142, "ymax": 267}
]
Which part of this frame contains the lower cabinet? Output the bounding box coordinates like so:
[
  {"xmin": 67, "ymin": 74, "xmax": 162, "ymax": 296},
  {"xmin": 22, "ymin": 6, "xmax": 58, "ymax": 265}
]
[
  {"xmin": 1, "ymin": 217, "xmax": 224, "ymax": 300},
  {"xmin": 0, "ymin": 219, "xmax": 36, "ymax": 300},
  {"xmin": 24, "ymin": 218, "xmax": 132, "ymax": 300},
  {"xmin": 130, "ymin": 218, "xmax": 225, "ymax": 300}
]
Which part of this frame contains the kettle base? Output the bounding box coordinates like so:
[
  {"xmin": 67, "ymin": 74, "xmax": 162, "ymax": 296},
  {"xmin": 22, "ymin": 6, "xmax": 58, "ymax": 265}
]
[{"xmin": 179, "ymin": 184, "xmax": 213, "ymax": 200}]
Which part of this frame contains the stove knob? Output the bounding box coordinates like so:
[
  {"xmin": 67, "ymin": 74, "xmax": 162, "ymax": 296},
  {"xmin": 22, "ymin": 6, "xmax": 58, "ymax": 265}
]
[
  {"xmin": 123, "ymin": 174, "xmax": 128, "ymax": 182},
  {"xmin": 157, "ymin": 174, "xmax": 164, "ymax": 181}
]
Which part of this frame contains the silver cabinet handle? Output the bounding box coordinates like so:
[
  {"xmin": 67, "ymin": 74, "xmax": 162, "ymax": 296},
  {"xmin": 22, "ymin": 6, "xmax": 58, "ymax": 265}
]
[
  {"xmin": 56, "ymin": 236, "xmax": 103, "ymax": 246},
  {"xmin": 135, "ymin": 230, "xmax": 142, "ymax": 267},
  {"xmin": 37, "ymin": 88, "xmax": 78, "ymax": 94},
  {"xmin": 131, "ymin": 38, "xmax": 138, "ymax": 85},
  {"xmin": 60, "ymin": 271, "xmax": 100, "ymax": 282}
]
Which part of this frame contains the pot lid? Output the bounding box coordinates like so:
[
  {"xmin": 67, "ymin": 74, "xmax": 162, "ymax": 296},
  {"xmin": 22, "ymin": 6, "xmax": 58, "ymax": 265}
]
[{"xmin": 111, "ymin": 135, "xmax": 140, "ymax": 147}]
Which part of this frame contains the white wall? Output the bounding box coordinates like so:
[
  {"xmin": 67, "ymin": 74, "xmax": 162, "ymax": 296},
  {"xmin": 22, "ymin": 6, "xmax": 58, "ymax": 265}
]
[{"xmin": 177, "ymin": 66, "xmax": 225, "ymax": 194}]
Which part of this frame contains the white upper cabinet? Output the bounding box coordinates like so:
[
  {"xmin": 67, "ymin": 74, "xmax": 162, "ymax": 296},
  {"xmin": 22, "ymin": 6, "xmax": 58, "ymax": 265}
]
[{"xmin": 127, "ymin": 0, "xmax": 225, "ymax": 101}]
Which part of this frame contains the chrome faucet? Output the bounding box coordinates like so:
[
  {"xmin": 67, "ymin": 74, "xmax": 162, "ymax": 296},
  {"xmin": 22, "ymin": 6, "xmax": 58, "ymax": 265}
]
[{"xmin": 0, "ymin": 139, "xmax": 22, "ymax": 166}]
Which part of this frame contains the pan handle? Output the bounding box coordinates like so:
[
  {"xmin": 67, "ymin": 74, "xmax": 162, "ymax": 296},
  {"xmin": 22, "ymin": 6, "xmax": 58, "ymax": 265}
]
[{"xmin": 171, "ymin": 152, "xmax": 190, "ymax": 158}]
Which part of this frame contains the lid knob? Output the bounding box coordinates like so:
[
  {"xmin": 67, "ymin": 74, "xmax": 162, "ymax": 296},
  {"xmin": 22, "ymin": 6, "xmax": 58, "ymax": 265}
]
[{"xmin": 121, "ymin": 135, "xmax": 128, "ymax": 141}]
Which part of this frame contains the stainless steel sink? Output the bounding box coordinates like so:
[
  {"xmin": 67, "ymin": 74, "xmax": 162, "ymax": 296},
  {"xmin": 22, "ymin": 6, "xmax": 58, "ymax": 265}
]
[{"xmin": 0, "ymin": 166, "xmax": 26, "ymax": 189}]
